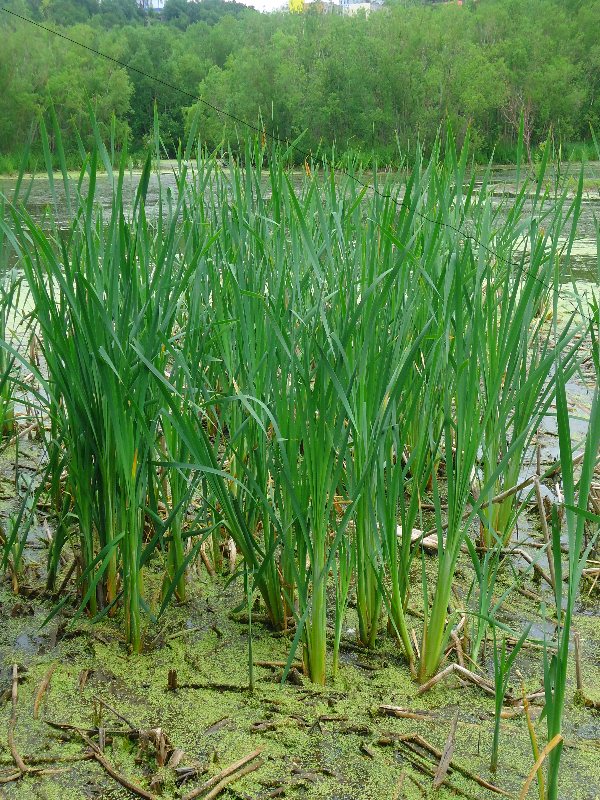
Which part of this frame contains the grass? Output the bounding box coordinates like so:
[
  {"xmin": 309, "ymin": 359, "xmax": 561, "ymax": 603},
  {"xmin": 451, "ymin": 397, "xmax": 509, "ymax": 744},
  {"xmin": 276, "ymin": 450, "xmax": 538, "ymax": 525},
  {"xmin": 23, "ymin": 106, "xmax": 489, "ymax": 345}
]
[
  {"xmin": 0, "ymin": 114, "xmax": 598, "ymax": 796},
  {"xmin": 541, "ymin": 345, "xmax": 599, "ymax": 799}
]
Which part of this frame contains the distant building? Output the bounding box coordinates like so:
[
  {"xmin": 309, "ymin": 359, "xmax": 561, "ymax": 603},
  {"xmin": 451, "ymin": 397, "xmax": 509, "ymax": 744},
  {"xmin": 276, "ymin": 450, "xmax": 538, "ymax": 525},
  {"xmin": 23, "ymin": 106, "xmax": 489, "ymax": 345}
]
[
  {"xmin": 344, "ymin": 1, "xmax": 371, "ymax": 13},
  {"xmin": 139, "ymin": 0, "xmax": 165, "ymax": 10},
  {"xmin": 299, "ymin": 0, "xmax": 383, "ymax": 12}
]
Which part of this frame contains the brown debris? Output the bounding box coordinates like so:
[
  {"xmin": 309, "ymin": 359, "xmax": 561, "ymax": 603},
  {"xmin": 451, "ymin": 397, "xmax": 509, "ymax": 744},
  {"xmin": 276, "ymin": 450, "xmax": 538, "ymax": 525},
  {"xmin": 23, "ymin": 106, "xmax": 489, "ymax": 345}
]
[
  {"xmin": 432, "ymin": 714, "xmax": 458, "ymax": 789},
  {"xmin": 77, "ymin": 729, "xmax": 156, "ymax": 800},
  {"xmin": 377, "ymin": 732, "xmax": 511, "ymax": 797},
  {"xmin": 250, "ymin": 720, "xmax": 278, "ymax": 733},
  {"xmin": 3, "ymin": 666, "xmax": 69, "ymax": 784},
  {"xmin": 168, "ymin": 668, "xmax": 178, "ymax": 690},
  {"xmin": 417, "ymin": 663, "xmax": 496, "ymax": 697},
  {"xmin": 167, "ymin": 748, "xmax": 185, "ymax": 769},
  {"xmin": 181, "ymin": 748, "xmax": 263, "ymax": 800},
  {"xmin": 286, "ymin": 668, "xmax": 304, "ymax": 687},
  {"xmin": 78, "ymin": 668, "xmax": 92, "ymax": 693},
  {"xmin": 204, "ymin": 716, "xmax": 234, "ymax": 735},
  {"xmin": 8, "ymin": 665, "xmax": 28, "ymax": 774},
  {"xmin": 379, "ymin": 705, "xmax": 437, "ymax": 721}
]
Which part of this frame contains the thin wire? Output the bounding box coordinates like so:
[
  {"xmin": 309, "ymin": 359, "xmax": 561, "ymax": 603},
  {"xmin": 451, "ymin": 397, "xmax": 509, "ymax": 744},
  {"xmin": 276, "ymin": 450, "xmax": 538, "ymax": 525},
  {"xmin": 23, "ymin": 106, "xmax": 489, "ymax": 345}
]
[{"xmin": 0, "ymin": 5, "xmax": 597, "ymax": 326}]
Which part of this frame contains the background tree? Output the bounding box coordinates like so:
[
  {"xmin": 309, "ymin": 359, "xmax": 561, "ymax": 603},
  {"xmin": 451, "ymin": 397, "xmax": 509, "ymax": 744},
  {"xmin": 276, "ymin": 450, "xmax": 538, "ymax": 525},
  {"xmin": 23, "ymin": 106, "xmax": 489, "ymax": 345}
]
[{"xmin": 0, "ymin": 0, "xmax": 598, "ymax": 166}]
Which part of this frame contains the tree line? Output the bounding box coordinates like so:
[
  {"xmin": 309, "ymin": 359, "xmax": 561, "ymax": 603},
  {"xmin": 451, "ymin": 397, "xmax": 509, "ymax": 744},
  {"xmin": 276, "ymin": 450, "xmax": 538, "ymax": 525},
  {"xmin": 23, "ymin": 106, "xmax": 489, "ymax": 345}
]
[{"xmin": 0, "ymin": 0, "xmax": 599, "ymax": 168}]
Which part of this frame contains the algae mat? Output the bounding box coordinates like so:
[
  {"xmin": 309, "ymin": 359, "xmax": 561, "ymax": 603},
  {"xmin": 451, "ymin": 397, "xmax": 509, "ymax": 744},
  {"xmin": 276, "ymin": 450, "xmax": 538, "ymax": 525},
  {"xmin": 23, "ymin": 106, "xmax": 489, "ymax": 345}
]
[{"xmin": 1, "ymin": 562, "xmax": 599, "ymax": 800}]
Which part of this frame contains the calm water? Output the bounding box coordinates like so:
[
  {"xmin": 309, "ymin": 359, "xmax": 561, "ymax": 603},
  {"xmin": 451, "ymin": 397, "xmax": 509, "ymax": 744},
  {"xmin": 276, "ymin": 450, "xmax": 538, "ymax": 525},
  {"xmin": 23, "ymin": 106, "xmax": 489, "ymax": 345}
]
[{"xmin": 1, "ymin": 161, "xmax": 598, "ymax": 285}]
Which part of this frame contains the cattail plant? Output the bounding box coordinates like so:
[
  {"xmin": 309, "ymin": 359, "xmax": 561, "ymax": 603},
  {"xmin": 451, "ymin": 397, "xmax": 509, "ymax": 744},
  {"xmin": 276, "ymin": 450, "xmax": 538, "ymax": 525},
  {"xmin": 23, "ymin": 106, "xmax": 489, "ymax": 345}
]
[
  {"xmin": 2, "ymin": 114, "xmax": 205, "ymax": 650},
  {"xmin": 477, "ymin": 157, "xmax": 583, "ymax": 548},
  {"xmin": 0, "ymin": 208, "xmax": 19, "ymax": 440},
  {"xmin": 0, "ymin": 112, "xmax": 592, "ymax": 694},
  {"xmin": 541, "ymin": 368, "xmax": 599, "ymax": 800}
]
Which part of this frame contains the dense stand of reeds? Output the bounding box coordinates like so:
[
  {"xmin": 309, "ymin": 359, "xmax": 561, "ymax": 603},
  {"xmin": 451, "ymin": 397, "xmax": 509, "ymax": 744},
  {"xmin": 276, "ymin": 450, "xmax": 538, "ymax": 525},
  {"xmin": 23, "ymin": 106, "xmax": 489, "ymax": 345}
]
[{"xmin": 0, "ymin": 118, "xmax": 598, "ymax": 798}]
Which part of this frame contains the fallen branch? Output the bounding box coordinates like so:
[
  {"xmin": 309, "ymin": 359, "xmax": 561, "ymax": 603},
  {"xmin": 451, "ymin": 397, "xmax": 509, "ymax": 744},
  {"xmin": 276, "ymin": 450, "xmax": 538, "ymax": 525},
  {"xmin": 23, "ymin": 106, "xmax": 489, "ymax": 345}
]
[
  {"xmin": 513, "ymin": 548, "xmax": 556, "ymax": 588},
  {"xmin": 543, "ymin": 451, "xmax": 585, "ymax": 479},
  {"xmin": 505, "ymin": 690, "xmax": 545, "ymax": 707},
  {"xmin": 379, "ymin": 706, "xmax": 437, "ymax": 721},
  {"xmin": 484, "ymin": 475, "xmax": 535, "ymax": 507},
  {"xmin": 418, "ymin": 477, "xmax": 535, "ymax": 516},
  {"xmin": 7, "ymin": 422, "xmax": 37, "ymax": 448},
  {"xmin": 93, "ymin": 695, "xmax": 136, "ymax": 730},
  {"xmin": 204, "ymin": 759, "xmax": 263, "ymax": 800},
  {"xmin": 44, "ymin": 720, "xmax": 141, "ymax": 739},
  {"xmin": 0, "ymin": 771, "xmax": 23, "ymax": 785},
  {"xmin": 390, "ymin": 740, "xmax": 472, "ymax": 800},
  {"xmin": 77, "ymin": 731, "xmax": 156, "ymax": 800},
  {"xmin": 176, "ymin": 682, "xmax": 250, "ymax": 693},
  {"xmin": 8, "ymin": 665, "xmax": 28, "ymax": 774},
  {"xmin": 404, "ymin": 734, "xmax": 511, "ymax": 797},
  {"xmin": 4, "ymin": 668, "xmax": 67, "ymax": 783},
  {"xmin": 0, "ymin": 753, "xmax": 93, "ymax": 767}
]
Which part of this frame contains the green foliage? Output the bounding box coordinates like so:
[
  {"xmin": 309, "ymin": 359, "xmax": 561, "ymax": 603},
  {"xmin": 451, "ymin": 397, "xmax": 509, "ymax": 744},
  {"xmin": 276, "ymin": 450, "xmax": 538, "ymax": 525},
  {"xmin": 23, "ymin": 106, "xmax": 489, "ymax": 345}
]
[
  {"xmin": 0, "ymin": 0, "xmax": 599, "ymax": 164},
  {"xmin": 541, "ymin": 364, "xmax": 600, "ymax": 799},
  {"xmin": 0, "ymin": 110, "xmax": 596, "ymax": 770}
]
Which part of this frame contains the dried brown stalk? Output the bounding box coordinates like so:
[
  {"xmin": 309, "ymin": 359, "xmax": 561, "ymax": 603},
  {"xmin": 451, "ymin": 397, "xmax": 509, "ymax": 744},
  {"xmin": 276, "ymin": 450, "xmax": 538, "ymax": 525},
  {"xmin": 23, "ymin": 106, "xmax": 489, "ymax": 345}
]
[
  {"xmin": 8, "ymin": 665, "xmax": 27, "ymax": 774},
  {"xmin": 519, "ymin": 735, "xmax": 563, "ymax": 800},
  {"xmin": 432, "ymin": 714, "xmax": 458, "ymax": 789},
  {"xmin": 574, "ymin": 632, "xmax": 583, "ymax": 693},
  {"xmin": 378, "ymin": 705, "xmax": 436, "ymax": 721},
  {"xmin": 417, "ymin": 663, "xmax": 495, "ymax": 697},
  {"xmin": 33, "ymin": 663, "xmax": 57, "ymax": 719},
  {"xmin": 534, "ymin": 477, "xmax": 556, "ymax": 592}
]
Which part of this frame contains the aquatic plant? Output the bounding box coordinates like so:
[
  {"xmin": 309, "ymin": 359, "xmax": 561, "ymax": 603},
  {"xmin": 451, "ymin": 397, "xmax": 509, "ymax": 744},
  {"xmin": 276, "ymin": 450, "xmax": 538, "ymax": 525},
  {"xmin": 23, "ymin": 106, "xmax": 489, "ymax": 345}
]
[
  {"xmin": 1, "ymin": 115, "xmax": 206, "ymax": 651},
  {"xmin": 541, "ymin": 368, "xmax": 600, "ymax": 799},
  {"xmin": 0, "ymin": 114, "xmax": 592, "ymax": 705},
  {"xmin": 0, "ymin": 208, "xmax": 19, "ymax": 440},
  {"xmin": 477, "ymin": 146, "xmax": 583, "ymax": 549}
]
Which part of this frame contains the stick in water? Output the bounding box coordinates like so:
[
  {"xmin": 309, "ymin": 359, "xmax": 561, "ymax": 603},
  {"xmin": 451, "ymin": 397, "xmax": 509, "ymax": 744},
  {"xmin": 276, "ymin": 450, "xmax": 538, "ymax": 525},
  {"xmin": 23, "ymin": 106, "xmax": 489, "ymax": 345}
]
[{"xmin": 181, "ymin": 749, "xmax": 263, "ymax": 800}]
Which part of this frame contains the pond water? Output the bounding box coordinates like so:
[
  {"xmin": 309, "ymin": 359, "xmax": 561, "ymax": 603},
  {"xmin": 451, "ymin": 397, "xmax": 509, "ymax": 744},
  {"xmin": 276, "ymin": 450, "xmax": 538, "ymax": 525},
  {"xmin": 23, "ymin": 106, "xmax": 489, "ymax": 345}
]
[{"xmin": 1, "ymin": 160, "xmax": 598, "ymax": 283}]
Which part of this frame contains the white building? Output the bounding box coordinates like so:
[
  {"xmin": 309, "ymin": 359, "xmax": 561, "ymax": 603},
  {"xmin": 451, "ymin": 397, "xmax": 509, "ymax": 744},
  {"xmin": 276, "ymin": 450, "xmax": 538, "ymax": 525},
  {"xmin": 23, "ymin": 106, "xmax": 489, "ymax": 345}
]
[
  {"xmin": 139, "ymin": 0, "xmax": 166, "ymax": 10},
  {"xmin": 304, "ymin": 0, "xmax": 383, "ymax": 12},
  {"xmin": 344, "ymin": 1, "xmax": 370, "ymax": 13},
  {"xmin": 338, "ymin": 0, "xmax": 383, "ymax": 14}
]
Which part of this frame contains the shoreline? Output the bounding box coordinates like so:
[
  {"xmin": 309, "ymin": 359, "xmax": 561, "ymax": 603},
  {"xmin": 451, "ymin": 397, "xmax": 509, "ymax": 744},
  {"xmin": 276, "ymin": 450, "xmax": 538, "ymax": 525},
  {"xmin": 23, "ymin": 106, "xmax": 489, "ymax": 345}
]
[{"xmin": 1, "ymin": 159, "xmax": 599, "ymax": 184}]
